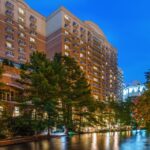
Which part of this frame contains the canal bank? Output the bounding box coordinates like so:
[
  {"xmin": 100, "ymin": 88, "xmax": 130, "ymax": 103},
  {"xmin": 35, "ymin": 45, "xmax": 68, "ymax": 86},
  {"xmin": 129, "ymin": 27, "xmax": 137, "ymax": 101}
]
[
  {"xmin": 0, "ymin": 130, "xmax": 150, "ymax": 150},
  {"xmin": 0, "ymin": 129, "xmax": 134, "ymax": 147}
]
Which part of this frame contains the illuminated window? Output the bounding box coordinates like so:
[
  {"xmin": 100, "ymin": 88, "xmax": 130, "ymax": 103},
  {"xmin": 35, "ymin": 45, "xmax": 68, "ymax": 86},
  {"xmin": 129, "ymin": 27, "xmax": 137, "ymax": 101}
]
[
  {"xmin": 64, "ymin": 45, "xmax": 69, "ymax": 50},
  {"xmin": 64, "ymin": 52, "xmax": 69, "ymax": 56},
  {"xmin": 80, "ymin": 40, "xmax": 83, "ymax": 44},
  {"xmin": 0, "ymin": 106, "xmax": 3, "ymax": 117},
  {"xmin": 93, "ymin": 95, "xmax": 98, "ymax": 100},
  {"xmin": 64, "ymin": 15, "xmax": 70, "ymax": 20},
  {"xmin": 87, "ymin": 51, "xmax": 90, "ymax": 55},
  {"xmin": 18, "ymin": 17, "xmax": 24, "ymax": 22},
  {"xmin": 30, "ymin": 37, "xmax": 35, "ymax": 43},
  {"xmin": 93, "ymin": 78, "xmax": 98, "ymax": 82},
  {"xmin": 19, "ymin": 32, "xmax": 25, "ymax": 38},
  {"xmin": 80, "ymin": 66, "xmax": 84, "ymax": 70},
  {"xmin": 80, "ymin": 53, "xmax": 84, "ymax": 58},
  {"xmin": 18, "ymin": 8, "xmax": 25, "ymax": 15},
  {"xmin": 19, "ymin": 24, "xmax": 24, "ymax": 30},
  {"xmin": 6, "ymin": 42, "xmax": 12, "ymax": 48},
  {"xmin": 93, "ymin": 66, "xmax": 98, "ymax": 70},
  {"xmin": 65, "ymin": 31, "xmax": 69, "ymax": 35},
  {"xmin": 13, "ymin": 106, "xmax": 20, "ymax": 117}
]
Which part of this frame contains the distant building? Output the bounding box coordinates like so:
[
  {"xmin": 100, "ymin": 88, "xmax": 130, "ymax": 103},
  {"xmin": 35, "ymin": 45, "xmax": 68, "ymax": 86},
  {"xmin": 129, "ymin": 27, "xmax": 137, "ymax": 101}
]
[
  {"xmin": 117, "ymin": 68, "xmax": 124, "ymax": 100},
  {"xmin": 123, "ymin": 83, "xmax": 146, "ymax": 100}
]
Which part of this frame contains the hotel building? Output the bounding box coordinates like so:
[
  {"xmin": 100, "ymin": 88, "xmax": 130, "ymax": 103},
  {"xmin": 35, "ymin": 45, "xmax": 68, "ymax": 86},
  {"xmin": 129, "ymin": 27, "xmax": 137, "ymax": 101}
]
[{"xmin": 0, "ymin": 0, "xmax": 118, "ymax": 114}]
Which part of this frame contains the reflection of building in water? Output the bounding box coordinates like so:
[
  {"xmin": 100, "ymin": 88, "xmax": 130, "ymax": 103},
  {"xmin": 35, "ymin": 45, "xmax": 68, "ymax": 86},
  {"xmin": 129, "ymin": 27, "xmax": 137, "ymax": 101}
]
[{"xmin": 123, "ymin": 82, "xmax": 146, "ymax": 100}]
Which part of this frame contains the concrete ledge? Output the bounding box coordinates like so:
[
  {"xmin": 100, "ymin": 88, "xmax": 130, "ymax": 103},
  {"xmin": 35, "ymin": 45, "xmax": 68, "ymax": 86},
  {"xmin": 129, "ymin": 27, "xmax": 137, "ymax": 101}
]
[{"xmin": 0, "ymin": 135, "xmax": 48, "ymax": 147}]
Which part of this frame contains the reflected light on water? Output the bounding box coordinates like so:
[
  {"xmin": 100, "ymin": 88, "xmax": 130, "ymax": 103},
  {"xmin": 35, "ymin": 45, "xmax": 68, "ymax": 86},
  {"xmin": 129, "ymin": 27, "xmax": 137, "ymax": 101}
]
[
  {"xmin": 91, "ymin": 133, "xmax": 97, "ymax": 150},
  {"xmin": 113, "ymin": 132, "xmax": 119, "ymax": 150},
  {"xmin": 0, "ymin": 130, "xmax": 150, "ymax": 150}
]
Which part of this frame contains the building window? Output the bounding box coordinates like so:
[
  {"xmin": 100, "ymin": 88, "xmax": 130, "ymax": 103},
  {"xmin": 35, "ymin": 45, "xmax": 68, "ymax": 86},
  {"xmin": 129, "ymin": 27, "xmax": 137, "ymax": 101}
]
[
  {"xmin": 64, "ymin": 45, "xmax": 69, "ymax": 50},
  {"xmin": 93, "ymin": 66, "xmax": 98, "ymax": 70},
  {"xmin": 93, "ymin": 95, "xmax": 99, "ymax": 100},
  {"xmin": 18, "ymin": 17, "xmax": 24, "ymax": 23},
  {"xmin": 64, "ymin": 52, "xmax": 69, "ymax": 56},
  {"xmin": 30, "ymin": 37, "xmax": 35, "ymax": 43},
  {"xmin": 19, "ymin": 32, "xmax": 25, "ymax": 38},
  {"xmin": 0, "ymin": 106, "xmax": 3, "ymax": 117},
  {"xmin": 13, "ymin": 106, "xmax": 20, "ymax": 117},
  {"xmin": 93, "ymin": 78, "xmax": 99, "ymax": 82},
  {"xmin": 64, "ymin": 15, "xmax": 70, "ymax": 21},
  {"xmin": 6, "ymin": 42, "xmax": 13, "ymax": 48},
  {"xmin": 65, "ymin": 31, "xmax": 69, "ymax": 35},
  {"xmin": 18, "ymin": 47, "xmax": 25, "ymax": 53},
  {"xmin": 19, "ymin": 24, "xmax": 24, "ymax": 30},
  {"xmin": 18, "ymin": 8, "xmax": 25, "ymax": 15},
  {"xmin": 80, "ymin": 53, "xmax": 84, "ymax": 58}
]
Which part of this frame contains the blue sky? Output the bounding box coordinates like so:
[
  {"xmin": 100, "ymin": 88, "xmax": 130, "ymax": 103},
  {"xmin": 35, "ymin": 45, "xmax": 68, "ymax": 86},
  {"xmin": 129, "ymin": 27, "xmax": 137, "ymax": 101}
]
[{"xmin": 25, "ymin": 0, "xmax": 150, "ymax": 84}]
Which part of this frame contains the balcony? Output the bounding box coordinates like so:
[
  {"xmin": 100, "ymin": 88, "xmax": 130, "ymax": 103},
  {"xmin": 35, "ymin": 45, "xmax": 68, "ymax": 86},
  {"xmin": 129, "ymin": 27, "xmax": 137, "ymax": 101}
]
[
  {"xmin": 5, "ymin": 35, "xmax": 14, "ymax": 41},
  {"xmin": 73, "ymin": 29, "xmax": 79, "ymax": 35},
  {"xmin": 30, "ymin": 31, "xmax": 37, "ymax": 36},
  {"xmin": 72, "ymin": 22, "xmax": 79, "ymax": 28},
  {"xmin": 18, "ymin": 40, "xmax": 26, "ymax": 46},
  {"xmin": 6, "ymin": 43, "xmax": 14, "ymax": 50},
  {"xmin": 30, "ymin": 15, "xmax": 37, "ymax": 23},
  {"xmin": 30, "ymin": 23, "xmax": 37, "ymax": 30},
  {"xmin": 30, "ymin": 45, "xmax": 37, "ymax": 51},
  {"xmin": 64, "ymin": 24, "xmax": 71, "ymax": 31},
  {"xmin": 5, "ymin": 18, "xmax": 13, "ymax": 24},
  {"xmin": 18, "ymin": 56, "xmax": 26, "ymax": 62},
  {"xmin": 18, "ymin": 18, "xmax": 25, "ymax": 24},
  {"xmin": 18, "ymin": 47, "xmax": 25, "ymax": 54},
  {"xmin": 5, "ymin": 1, "xmax": 14, "ymax": 9},
  {"xmin": 18, "ymin": 32, "xmax": 26, "ymax": 38},
  {"xmin": 5, "ymin": 10, "xmax": 14, "ymax": 17},
  {"xmin": 5, "ymin": 51, "xmax": 14, "ymax": 57}
]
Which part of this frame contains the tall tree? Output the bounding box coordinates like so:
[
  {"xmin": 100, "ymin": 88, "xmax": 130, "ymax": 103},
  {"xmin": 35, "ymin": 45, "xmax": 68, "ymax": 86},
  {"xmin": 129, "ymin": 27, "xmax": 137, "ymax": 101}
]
[{"xmin": 19, "ymin": 52, "xmax": 58, "ymax": 135}]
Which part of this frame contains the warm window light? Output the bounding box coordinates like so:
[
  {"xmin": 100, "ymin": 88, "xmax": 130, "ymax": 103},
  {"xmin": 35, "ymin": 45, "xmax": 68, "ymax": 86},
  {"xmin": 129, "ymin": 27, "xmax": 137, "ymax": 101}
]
[
  {"xmin": 30, "ymin": 37, "xmax": 35, "ymax": 42},
  {"xmin": 19, "ymin": 24, "xmax": 24, "ymax": 30},
  {"xmin": 18, "ymin": 8, "xmax": 25, "ymax": 15},
  {"xmin": 93, "ymin": 78, "xmax": 98, "ymax": 82},
  {"xmin": 93, "ymin": 66, "xmax": 98, "ymax": 70},
  {"xmin": 80, "ymin": 53, "xmax": 84, "ymax": 57},
  {"xmin": 94, "ymin": 95, "xmax": 98, "ymax": 99},
  {"xmin": 64, "ymin": 15, "xmax": 70, "ymax": 20},
  {"xmin": 18, "ymin": 17, "xmax": 24, "ymax": 22},
  {"xmin": 64, "ymin": 52, "xmax": 69, "ymax": 56},
  {"xmin": 64, "ymin": 45, "xmax": 69, "ymax": 50},
  {"xmin": 13, "ymin": 107, "xmax": 20, "ymax": 117},
  {"xmin": 0, "ymin": 106, "xmax": 3, "ymax": 117},
  {"xmin": 6, "ymin": 42, "xmax": 12, "ymax": 48},
  {"xmin": 65, "ymin": 31, "xmax": 69, "ymax": 35}
]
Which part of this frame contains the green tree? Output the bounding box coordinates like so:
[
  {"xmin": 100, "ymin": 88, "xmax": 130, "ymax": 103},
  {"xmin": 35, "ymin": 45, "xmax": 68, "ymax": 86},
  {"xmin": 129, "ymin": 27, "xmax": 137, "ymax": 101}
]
[
  {"xmin": 51, "ymin": 54, "xmax": 97, "ymax": 132},
  {"xmin": 133, "ymin": 70, "xmax": 150, "ymax": 130},
  {"xmin": 19, "ymin": 52, "xmax": 58, "ymax": 136}
]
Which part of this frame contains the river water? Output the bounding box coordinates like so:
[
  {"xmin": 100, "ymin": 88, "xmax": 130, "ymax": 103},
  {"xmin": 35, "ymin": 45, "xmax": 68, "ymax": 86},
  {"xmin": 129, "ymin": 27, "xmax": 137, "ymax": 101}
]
[{"xmin": 0, "ymin": 130, "xmax": 150, "ymax": 150}]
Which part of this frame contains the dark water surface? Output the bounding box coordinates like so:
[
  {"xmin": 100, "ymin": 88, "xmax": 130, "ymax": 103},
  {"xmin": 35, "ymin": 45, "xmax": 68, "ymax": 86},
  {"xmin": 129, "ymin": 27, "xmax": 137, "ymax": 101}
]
[{"xmin": 0, "ymin": 130, "xmax": 150, "ymax": 150}]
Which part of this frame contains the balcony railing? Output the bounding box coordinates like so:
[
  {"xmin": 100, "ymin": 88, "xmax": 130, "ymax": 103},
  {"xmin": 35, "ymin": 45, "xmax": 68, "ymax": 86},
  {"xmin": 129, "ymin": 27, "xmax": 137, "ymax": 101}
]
[
  {"xmin": 30, "ymin": 15, "xmax": 37, "ymax": 23},
  {"xmin": 5, "ymin": 18, "xmax": 13, "ymax": 24},
  {"xmin": 18, "ymin": 40, "xmax": 26, "ymax": 46},
  {"xmin": 5, "ymin": 51, "xmax": 14, "ymax": 57},
  {"xmin": 5, "ymin": 10, "xmax": 14, "ymax": 17},
  {"xmin": 5, "ymin": 27, "xmax": 14, "ymax": 33},
  {"xmin": 5, "ymin": 1, "xmax": 14, "ymax": 9},
  {"xmin": 5, "ymin": 35, "xmax": 14, "ymax": 41}
]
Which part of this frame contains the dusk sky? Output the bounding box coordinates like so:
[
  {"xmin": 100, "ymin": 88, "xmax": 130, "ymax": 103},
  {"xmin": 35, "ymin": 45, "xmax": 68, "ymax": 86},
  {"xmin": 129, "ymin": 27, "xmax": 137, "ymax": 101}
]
[{"xmin": 25, "ymin": 0, "xmax": 150, "ymax": 84}]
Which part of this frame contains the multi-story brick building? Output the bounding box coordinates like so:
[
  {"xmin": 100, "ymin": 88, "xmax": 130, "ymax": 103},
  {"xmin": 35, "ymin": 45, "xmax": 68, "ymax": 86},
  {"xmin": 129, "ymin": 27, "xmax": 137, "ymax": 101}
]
[
  {"xmin": 46, "ymin": 7, "xmax": 118, "ymax": 100},
  {"xmin": 0, "ymin": 0, "xmax": 118, "ymax": 112}
]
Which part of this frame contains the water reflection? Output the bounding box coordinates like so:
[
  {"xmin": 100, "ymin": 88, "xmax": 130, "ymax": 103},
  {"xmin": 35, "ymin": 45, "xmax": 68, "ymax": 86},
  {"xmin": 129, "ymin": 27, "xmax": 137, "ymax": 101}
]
[{"xmin": 0, "ymin": 130, "xmax": 150, "ymax": 150}]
